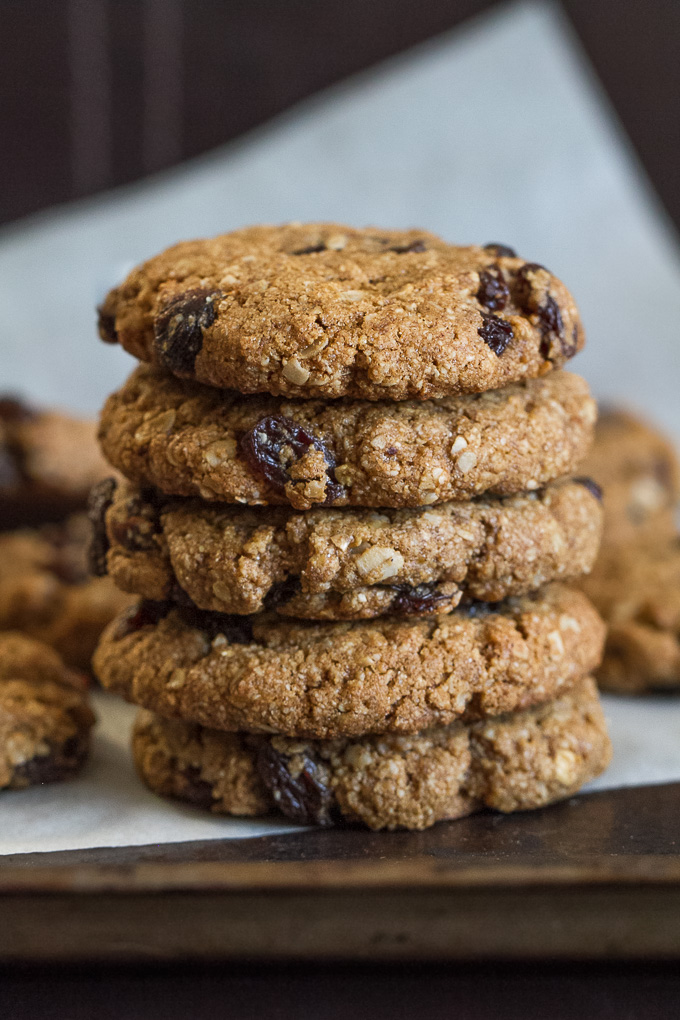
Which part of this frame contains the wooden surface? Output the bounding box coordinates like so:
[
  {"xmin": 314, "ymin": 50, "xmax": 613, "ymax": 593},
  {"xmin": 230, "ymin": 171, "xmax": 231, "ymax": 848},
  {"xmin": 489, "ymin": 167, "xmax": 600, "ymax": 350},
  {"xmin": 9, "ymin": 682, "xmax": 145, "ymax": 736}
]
[{"xmin": 3, "ymin": 780, "xmax": 680, "ymax": 963}]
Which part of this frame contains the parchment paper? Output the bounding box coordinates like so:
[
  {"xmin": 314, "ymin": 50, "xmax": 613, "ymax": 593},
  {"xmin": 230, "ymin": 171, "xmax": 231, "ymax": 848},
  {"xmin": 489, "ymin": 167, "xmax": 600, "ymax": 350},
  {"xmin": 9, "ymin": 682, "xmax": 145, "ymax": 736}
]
[{"xmin": 1, "ymin": 0, "xmax": 679, "ymax": 853}]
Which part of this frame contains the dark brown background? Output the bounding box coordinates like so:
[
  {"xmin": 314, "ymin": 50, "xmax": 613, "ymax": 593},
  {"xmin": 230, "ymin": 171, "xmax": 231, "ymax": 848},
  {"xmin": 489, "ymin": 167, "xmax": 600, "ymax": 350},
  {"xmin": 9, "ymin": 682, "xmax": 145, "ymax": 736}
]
[
  {"xmin": 2, "ymin": 1, "xmax": 680, "ymax": 1015},
  {"xmin": 2, "ymin": 0, "xmax": 680, "ymax": 231}
]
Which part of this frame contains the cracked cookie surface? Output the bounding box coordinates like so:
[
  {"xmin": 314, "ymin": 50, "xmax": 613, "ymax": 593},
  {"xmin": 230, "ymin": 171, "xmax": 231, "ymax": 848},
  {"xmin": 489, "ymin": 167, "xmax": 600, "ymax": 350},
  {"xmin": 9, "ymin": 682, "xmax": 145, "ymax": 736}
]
[
  {"xmin": 132, "ymin": 677, "xmax": 610, "ymax": 830},
  {"xmin": 94, "ymin": 585, "xmax": 605, "ymax": 739},
  {"xmin": 92, "ymin": 477, "xmax": 603, "ymax": 619},
  {"xmin": 98, "ymin": 224, "xmax": 584, "ymax": 401},
  {"xmin": 0, "ymin": 515, "xmax": 134, "ymax": 671},
  {"xmin": 99, "ymin": 365, "xmax": 596, "ymax": 510},
  {"xmin": 0, "ymin": 632, "xmax": 95, "ymax": 790}
]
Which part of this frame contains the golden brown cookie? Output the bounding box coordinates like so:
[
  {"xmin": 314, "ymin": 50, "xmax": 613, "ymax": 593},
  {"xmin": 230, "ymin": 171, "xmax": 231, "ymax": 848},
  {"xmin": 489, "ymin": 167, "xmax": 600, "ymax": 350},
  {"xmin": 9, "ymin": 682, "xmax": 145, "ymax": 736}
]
[
  {"xmin": 579, "ymin": 408, "xmax": 679, "ymax": 548},
  {"xmin": 0, "ymin": 632, "xmax": 95, "ymax": 790},
  {"xmin": 0, "ymin": 515, "xmax": 134, "ymax": 671},
  {"xmin": 99, "ymin": 365, "xmax": 596, "ymax": 510},
  {"xmin": 90, "ymin": 476, "xmax": 603, "ymax": 619},
  {"xmin": 580, "ymin": 538, "xmax": 680, "ymax": 692},
  {"xmin": 0, "ymin": 396, "xmax": 113, "ymax": 528},
  {"xmin": 94, "ymin": 585, "xmax": 605, "ymax": 739},
  {"xmin": 98, "ymin": 225, "xmax": 584, "ymax": 401},
  {"xmin": 132, "ymin": 677, "xmax": 610, "ymax": 830}
]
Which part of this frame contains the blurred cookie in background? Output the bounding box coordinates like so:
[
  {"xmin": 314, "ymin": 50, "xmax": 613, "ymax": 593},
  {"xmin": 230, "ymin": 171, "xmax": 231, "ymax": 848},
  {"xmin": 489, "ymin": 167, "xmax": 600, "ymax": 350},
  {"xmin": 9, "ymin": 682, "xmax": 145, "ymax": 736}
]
[
  {"xmin": 0, "ymin": 395, "xmax": 113, "ymax": 529},
  {"xmin": 579, "ymin": 409, "xmax": 679, "ymax": 548},
  {"xmin": 577, "ymin": 408, "xmax": 680, "ymax": 692},
  {"xmin": 0, "ymin": 515, "xmax": 133, "ymax": 672},
  {"xmin": 0, "ymin": 631, "xmax": 95, "ymax": 790}
]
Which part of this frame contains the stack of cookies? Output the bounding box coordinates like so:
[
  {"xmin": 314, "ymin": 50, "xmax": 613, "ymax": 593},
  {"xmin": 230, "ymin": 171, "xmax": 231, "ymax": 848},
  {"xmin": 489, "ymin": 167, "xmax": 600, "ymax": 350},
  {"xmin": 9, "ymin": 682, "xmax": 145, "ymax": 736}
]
[{"xmin": 91, "ymin": 224, "xmax": 611, "ymax": 830}]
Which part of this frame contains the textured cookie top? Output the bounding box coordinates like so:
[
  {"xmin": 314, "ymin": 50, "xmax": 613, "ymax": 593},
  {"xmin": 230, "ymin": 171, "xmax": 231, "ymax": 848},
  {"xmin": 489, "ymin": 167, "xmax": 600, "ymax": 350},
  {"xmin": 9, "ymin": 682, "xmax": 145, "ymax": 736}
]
[
  {"xmin": 0, "ymin": 516, "xmax": 133, "ymax": 671},
  {"xmin": 579, "ymin": 408, "xmax": 680, "ymax": 548},
  {"xmin": 91, "ymin": 476, "xmax": 603, "ymax": 619},
  {"xmin": 133, "ymin": 677, "xmax": 610, "ymax": 830},
  {"xmin": 99, "ymin": 365, "xmax": 596, "ymax": 510},
  {"xmin": 98, "ymin": 224, "xmax": 584, "ymax": 401},
  {"xmin": 0, "ymin": 632, "xmax": 95, "ymax": 790},
  {"xmin": 0, "ymin": 396, "xmax": 112, "ymax": 528},
  {"xmin": 94, "ymin": 584, "xmax": 606, "ymax": 739}
]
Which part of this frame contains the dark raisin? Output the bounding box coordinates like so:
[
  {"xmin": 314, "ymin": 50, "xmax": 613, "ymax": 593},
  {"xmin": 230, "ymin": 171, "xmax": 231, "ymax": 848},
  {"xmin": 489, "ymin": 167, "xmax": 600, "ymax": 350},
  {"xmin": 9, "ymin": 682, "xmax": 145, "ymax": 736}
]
[
  {"xmin": 109, "ymin": 493, "xmax": 161, "ymax": 552},
  {"xmin": 392, "ymin": 583, "xmax": 454, "ymax": 615},
  {"xmin": 240, "ymin": 415, "xmax": 341, "ymax": 501},
  {"xmin": 179, "ymin": 766, "xmax": 216, "ymax": 809},
  {"xmin": 388, "ymin": 240, "xmax": 427, "ymax": 253},
  {"xmin": 97, "ymin": 306, "xmax": 118, "ymax": 344},
  {"xmin": 574, "ymin": 477, "xmax": 603, "ymax": 501},
  {"xmin": 513, "ymin": 262, "xmax": 547, "ymax": 311},
  {"xmin": 385, "ymin": 446, "xmax": 398, "ymax": 457},
  {"xmin": 256, "ymin": 742, "xmax": 336, "ymax": 826},
  {"xmin": 476, "ymin": 268, "xmax": 509, "ymax": 312},
  {"xmin": 0, "ymin": 445, "xmax": 21, "ymax": 489},
  {"xmin": 87, "ymin": 477, "xmax": 117, "ymax": 576},
  {"xmin": 13, "ymin": 737, "xmax": 87, "ymax": 786},
  {"xmin": 153, "ymin": 288, "xmax": 222, "ymax": 373},
  {"xmin": 263, "ymin": 576, "xmax": 302, "ymax": 610},
  {"xmin": 291, "ymin": 244, "xmax": 327, "ymax": 254},
  {"xmin": 478, "ymin": 314, "xmax": 514, "ymax": 356},
  {"xmin": 484, "ymin": 244, "xmax": 517, "ymax": 258},
  {"xmin": 43, "ymin": 523, "xmax": 90, "ymax": 584},
  {"xmin": 113, "ymin": 600, "xmax": 170, "ymax": 639},
  {"xmin": 168, "ymin": 582, "xmax": 199, "ymax": 609},
  {"xmin": 176, "ymin": 604, "xmax": 254, "ymax": 645},
  {"xmin": 537, "ymin": 295, "xmax": 565, "ymax": 359},
  {"xmin": 0, "ymin": 395, "xmax": 36, "ymax": 422}
]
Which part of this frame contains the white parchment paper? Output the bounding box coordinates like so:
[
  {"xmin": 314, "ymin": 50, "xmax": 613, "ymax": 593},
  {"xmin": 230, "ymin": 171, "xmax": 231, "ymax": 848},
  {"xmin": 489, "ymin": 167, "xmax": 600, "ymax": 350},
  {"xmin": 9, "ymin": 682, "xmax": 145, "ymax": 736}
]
[{"xmin": 1, "ymin": 0, "xmax": 680, "ymax": 853}]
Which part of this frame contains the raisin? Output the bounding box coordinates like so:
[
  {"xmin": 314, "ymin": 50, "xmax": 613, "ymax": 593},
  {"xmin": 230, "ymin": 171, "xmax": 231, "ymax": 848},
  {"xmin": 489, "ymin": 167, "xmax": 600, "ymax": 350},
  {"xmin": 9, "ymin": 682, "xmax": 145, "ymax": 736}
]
[
  {"xmin": 457, "ymin": 598, "xmax": 498, "ymax": 619},
  {"xmin": 478, "ymin": 314, "xmax": 514, "ymax": 355},
  {"xmin": 256, "ymin": 742, "xmax": 336, "ymax": 826},
  {"xmin": 388, "ymin": 240, "xmax": 427, "ymax": 253},
  {"xmin": 87, "ymin": 477, "xmax": 117, "ymax": 576},
  {"xmin": 392, "ymin": 583, "xmax": 454, "ymax": 615},
  {"xmin": 477, "ymin": 268, "xmax": 509, "ymax": 311},
  {"xmin": 513, "ymin": 262, "xmax": 547, "ymax": 311},
  {"xmin": 291, "ymin": 244, "xmax": 327, "ymax": 254},
  {"xmin": 537, "ymin": 295, "xmax": 565, "ymax": 359},
  {"xmin": 484, "ymin": 243, "xmax": 517, "ymax": 258},
  {"xmin": 114, "ymin": 600, "xmax": 170, "ymax": 639},
  {"xmin": 263, "ymin": 575, "xmax": 302, "ymax": 610},
  {"xmin": 0, "ymin": 445, "xmax": 21, "ymax": 489},
  {"xmin": 97, "ymin": 307, "xmax": 118, "ymax": 344},
  {"xmin": 0, "ymin": 395, "xmax": 35, "ymax": 422},
  {"xmin": 240, "ymin": 415, "xmax": 341, "ymax": 502},
  {"xmin": 574, "ymin": 477, "xmax": 603, "ymax": 501},
  {"xmin": 179, "ymin": 766, "xmax": 216, "ymax": 809},
  {"xmin": 176, "ymin": 604, "xmax": 254, "ymax": 645},
  {"xmin": 153, "ymin": 288, "xmax": 222, "ymax": 373},
  {"xmin": 109, "ymin": 493, "xmax": 161, "ymax": 552},
  {"xmin": 13, "ymin": 738, "xmax": 87, "ymax": 787},
  {"xmin": 43, "ymin": 523, "xmax": 90, "ymax": 584}
]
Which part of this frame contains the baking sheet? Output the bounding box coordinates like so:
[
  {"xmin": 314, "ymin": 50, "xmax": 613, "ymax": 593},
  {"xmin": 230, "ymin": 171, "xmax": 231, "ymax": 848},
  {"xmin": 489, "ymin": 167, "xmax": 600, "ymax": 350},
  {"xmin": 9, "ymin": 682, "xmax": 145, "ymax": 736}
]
[{"xmin": 1, "ymin": 0, "xmax": 680, "ymax": 853}]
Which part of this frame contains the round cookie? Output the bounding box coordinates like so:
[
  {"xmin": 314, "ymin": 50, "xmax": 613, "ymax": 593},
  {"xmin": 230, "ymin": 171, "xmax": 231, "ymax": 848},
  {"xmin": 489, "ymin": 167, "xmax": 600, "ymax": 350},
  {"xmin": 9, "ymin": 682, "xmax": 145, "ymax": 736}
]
[
  {"xmin": 98, "ymin": 224, "xmax": 584, "ymax": 401},
  {"xmin": 579, "ymin": 408, "xmax": 679, "ymax": 548},
  {"xmin": 94, "ymin": 585, "xmax": 605, "ymax": 739},
  {"xmin": 580, "ymin": 538, "xmax": 680, "ymax": 693},
  {"xmin": 100, "ymin": 365, "xmax": 596, "ymax": 510},
  {"xmin": 132, "ymin": 677, "xmax": 610, "ymax": 830},
  {"xmin": 0, "ymin": 632, "xmax": 95, "ymax": 790},
  {"xmin": 90, "ymin": 476, "xmax": 603, "ymax": 620},
  {"xmin": 0, "ymin": 515, "xmax": 134, "ymax": 671},
  {"xmin": 0, "ymin": 396, "xmax": 113, "ymax": 529}
]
